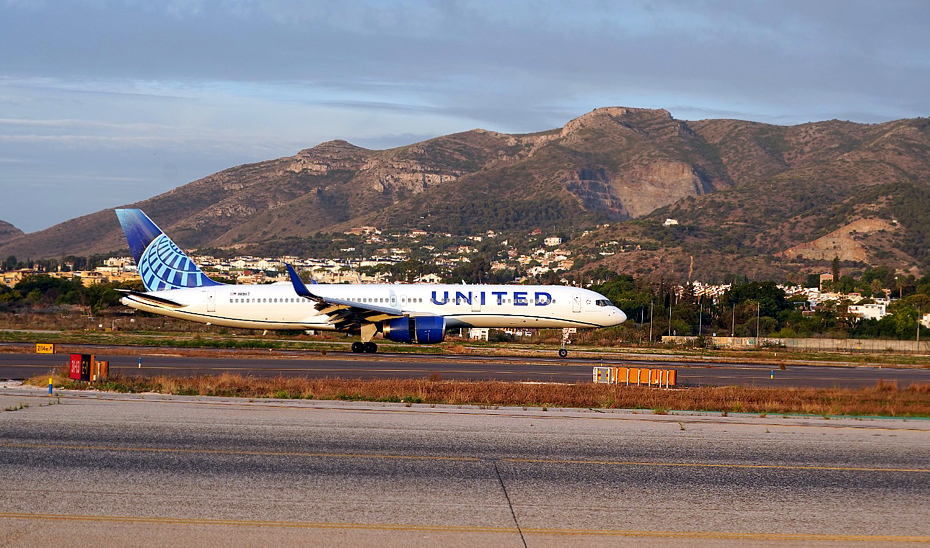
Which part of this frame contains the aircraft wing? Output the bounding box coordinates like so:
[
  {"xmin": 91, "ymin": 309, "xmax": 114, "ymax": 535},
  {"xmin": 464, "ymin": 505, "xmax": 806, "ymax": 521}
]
[{"xmin": 285, "ymin": 264, "xmax": 408, "ymax": 332}]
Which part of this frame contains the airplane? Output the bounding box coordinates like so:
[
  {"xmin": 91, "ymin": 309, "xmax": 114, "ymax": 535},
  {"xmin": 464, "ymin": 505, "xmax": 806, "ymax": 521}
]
[{"xmin": 115, "ymin": 209, "xmax": 627, "ymax": 356}]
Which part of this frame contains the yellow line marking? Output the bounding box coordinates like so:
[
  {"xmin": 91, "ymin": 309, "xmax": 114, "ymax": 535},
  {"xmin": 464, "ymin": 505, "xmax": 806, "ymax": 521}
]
[
  {"xmin": 0, "ymin": 512, "xmax": 927, "ymax": 541},
  {"xmin": 0, "ymin": 442, "xmax": 479, "ymax": 462},
  {"xmin": 503, "ymin": 457, "xmax": 930, "ymax": 473},
  {"xmin": 2, "ymin": 442, "xmax": 928, "ymax": 473}
]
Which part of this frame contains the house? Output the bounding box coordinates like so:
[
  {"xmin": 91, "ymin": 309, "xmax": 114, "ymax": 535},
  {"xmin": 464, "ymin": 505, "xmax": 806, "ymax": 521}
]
[
  {"xmin": 468, "ymin": 328, "xmax": 489, "ymax": 341},
  {"xmin": 1, "ymin": 269, "xmax": 39, "ymax": 287},
  {"xmin": 663, "ymin": 219, "xmax": 679, "ymax": 226},
  {"xmin": 415, "ymin": 273, "xmax": 443, "ymax": 284},
  {"xmin": 848, "ymin": 303, "xmax": 887, "ymax": 321},
  {"xmin": 544, "ymin": 236, "xmax": 562, "ymax": 246}
]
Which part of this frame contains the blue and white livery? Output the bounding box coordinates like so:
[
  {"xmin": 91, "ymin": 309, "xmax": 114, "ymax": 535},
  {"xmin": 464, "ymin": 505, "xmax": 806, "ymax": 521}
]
[
  {"xmin": 115, "ymin": 209, "xmax": 627, "ymax": 356},
  {"xmin": 116, "ymin": 209, "xmax": 220, "ymax": 291}
]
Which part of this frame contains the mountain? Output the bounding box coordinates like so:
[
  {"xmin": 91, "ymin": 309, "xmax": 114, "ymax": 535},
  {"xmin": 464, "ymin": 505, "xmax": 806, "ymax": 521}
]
[
  {"xmin": 0, "ymin": 220, "xmax": 24, "ymax": 246},
  {"xmin": 2, "ymin": 107, "xmax": 929, "ymax": 280},
  {"xmin": 0, "ymin": 107, "xmax": 733, "ymax": 259},
  {"xmin": 577, "ymin": 117, "xmax": 930, "ymax": 280}
]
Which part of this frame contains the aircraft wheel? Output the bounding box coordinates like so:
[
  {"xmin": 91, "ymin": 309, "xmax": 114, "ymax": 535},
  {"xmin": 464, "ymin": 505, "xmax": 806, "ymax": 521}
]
[
  {"xmin": 351, "ymin": 341, "xmax": 364, "ymax": 353},
  {"xmin": 364, "ymin": 342, "xmax": 378, "ymax": 353},
  {"xmin": 558, "ymin": 348, "xmax": 568, "ymax": 358}
]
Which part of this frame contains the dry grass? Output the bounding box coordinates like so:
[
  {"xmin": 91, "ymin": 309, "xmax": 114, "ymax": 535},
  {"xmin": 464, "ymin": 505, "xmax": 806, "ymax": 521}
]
[{"xmin": 29, "ymin": 368, "xmax": 930, "ymax": 417}]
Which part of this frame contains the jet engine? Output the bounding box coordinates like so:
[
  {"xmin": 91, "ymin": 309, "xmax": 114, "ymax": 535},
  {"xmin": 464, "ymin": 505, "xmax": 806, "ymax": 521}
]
[{"xmin": 383, "ymin": 316, "xmax": 446, "ymax": 344}]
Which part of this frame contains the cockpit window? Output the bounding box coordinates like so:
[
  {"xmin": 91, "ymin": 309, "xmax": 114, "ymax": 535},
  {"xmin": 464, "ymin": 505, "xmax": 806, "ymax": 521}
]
[{"xmin": 595, "ymin": 299, "xmax": 613, "ymax": 307}]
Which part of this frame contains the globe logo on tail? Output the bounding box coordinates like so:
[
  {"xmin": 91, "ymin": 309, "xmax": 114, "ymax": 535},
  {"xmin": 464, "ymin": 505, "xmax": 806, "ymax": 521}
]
[{"xmin": 138, "ymin": 234, "xmax": 217, "ymax": 291}]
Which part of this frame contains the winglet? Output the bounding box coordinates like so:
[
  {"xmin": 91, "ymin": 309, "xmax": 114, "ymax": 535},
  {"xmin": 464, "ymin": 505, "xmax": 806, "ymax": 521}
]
[{"xmin": 286, "ymin": 264, "xmax": 317, "ymax": 299}]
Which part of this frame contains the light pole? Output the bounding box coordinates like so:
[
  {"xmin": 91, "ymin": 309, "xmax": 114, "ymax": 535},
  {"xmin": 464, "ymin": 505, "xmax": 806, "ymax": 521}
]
[
  {"xmin": 668, "ymin": 303, "xmax": 673, "ymax": 336},
  {"xmin": 731, "ymin": 306, "xmax": 735, "ymax": 338},
  {"xmin": 698, "ymin": 301, "xmax": 703, "ymax": 338},
  {"xmin": 649, "ymin": 301, "xmax": 654, "ymax": 344},
  {"xmin": 756, "ymin": 301, "xmax": 761, "ymax": 347}
]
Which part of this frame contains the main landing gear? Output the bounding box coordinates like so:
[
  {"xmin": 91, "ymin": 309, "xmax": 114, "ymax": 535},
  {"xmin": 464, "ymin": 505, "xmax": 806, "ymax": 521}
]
[
  {"xmin": 558, "ymin": 327, "xmax": 572, "ymax": 358},
  {"xmin": 351, "ymin": 341, "xmax": 378, "ymax": 353}
]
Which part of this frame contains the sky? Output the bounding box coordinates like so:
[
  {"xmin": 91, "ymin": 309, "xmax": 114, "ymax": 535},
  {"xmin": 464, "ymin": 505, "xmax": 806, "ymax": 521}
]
[{"xmin": 1, "ymin": 0, "xmax": 929, "ymax": 233}]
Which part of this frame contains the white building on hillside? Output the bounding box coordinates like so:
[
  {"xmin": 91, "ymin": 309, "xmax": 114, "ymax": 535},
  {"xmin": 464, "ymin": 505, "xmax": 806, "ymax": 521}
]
[{"xmin": 848, "ymin": 303, "xmax": 887, "ymax": 321}]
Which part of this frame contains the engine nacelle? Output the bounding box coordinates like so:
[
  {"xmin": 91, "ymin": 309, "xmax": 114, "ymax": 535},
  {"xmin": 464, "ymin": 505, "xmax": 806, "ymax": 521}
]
[{"xmin": 383, "ymin": 316, "xmax": 446, "ymax": 344}]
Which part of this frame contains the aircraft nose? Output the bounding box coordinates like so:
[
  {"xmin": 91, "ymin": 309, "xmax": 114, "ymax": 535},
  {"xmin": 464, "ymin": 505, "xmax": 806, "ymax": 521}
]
[{"xmin": 616, "ymin": 309, "xmax": 627, "ymax": 324}]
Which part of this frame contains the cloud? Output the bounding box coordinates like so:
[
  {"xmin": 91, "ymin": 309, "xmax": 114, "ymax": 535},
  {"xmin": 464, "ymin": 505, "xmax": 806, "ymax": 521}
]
[{"xmin": 1, "ymin": 0, "xmax": 930, "ymax": 231}]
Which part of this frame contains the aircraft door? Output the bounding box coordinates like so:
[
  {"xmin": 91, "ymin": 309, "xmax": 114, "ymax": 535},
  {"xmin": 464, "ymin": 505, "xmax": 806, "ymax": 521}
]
[
  {"xmin": 572, "ymin": 293, "xmax": 581, "ymax": 313},
  {"xmin": 207, "ymin": 291, "xmax": 216, "ymax": 312},
  {"xmin": 471, "ymin": 292, "xmax": 481, "ymax": 313}
]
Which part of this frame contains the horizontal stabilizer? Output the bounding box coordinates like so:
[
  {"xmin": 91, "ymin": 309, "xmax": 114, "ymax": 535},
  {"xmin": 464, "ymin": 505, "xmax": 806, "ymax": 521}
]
[{"xmin": 117, "ymin": 289, "xmax": 185, "ymax": 309}]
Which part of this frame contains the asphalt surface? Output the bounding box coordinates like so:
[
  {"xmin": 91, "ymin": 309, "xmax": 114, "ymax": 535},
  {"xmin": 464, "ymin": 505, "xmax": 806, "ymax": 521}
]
[
  {"xmin": 2, "ymin": 388, "xmax": 929, "ymax": 547},
  {"xmin": 2, "ymin": 346, "xmax": 930, "ymax": 388}
]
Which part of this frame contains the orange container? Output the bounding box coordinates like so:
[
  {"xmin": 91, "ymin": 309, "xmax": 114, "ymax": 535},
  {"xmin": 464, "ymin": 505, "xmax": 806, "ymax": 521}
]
[
  {"xmin": 616, "ymin": 367, "xmax": 628, "ymax": 384},
  {"xmin": 639, "ymin": 368, "xmax": 650, "ymax": 385},
  {"xmin": 650, "ymin": 369, "xmax": 660, "ymax": 385},
  {"xmin": 668, "ymin": 370, "xmax": 677, "ymax": 387}
]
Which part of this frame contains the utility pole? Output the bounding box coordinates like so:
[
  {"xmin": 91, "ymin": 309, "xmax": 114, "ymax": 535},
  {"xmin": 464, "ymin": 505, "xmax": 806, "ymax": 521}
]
[
  {"xmin": 756, "ymin": 301, "xmax": 761, "ymax": 347},
  {"xmin": 918, "ymin": 306, "xmax": 922, "ymax": 353},
  {"xmin": 698, "ymin": 301, "xmax": 703, "ymax": 338},
  {"xmin": 668, "ymin": 304, "xmax": 673, "ymax": 336},
  {"xmin": 731, "ymin": 306, "xmax": 735, "ymax": 337},
  {"xmin": 649, "ymin": 301, "xmax": 654, "ymax": 344}
]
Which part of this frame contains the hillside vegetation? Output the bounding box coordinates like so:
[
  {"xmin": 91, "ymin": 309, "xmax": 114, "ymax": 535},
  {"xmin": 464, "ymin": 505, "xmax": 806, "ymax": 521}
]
[{"xmin": 2, "ymin": 108, "xmax": 929, "ymax": 279}]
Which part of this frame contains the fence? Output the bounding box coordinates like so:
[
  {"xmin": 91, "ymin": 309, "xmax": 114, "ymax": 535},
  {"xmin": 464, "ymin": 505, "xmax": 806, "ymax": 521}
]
[{"xmin": 662, "ymin": 336, "xmax": 930, "ymax": 353}]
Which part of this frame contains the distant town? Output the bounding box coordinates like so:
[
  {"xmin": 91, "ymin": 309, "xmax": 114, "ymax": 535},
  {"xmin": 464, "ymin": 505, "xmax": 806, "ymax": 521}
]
[{"xmin": 2, "ymin": 222, "xmax": 928, "ymax": 332}]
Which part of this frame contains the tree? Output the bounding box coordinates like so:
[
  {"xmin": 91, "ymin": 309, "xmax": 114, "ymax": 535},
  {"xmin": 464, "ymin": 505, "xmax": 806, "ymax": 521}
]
[
  {"xmin": 723, "ymin": 281, "xmax": 790, "ymax": 319},
  {"xmin": 804, "ymin": 273, "xmax": 820, "ymax": 288},
  {"xmin": 831, "ymin": 256, "xmax": 840, "ymax": 283}
]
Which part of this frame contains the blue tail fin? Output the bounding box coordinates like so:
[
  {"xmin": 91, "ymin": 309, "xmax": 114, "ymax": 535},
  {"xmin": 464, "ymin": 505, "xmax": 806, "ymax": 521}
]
[{"xmin": 115, "ymin": 209, "xmax": 222, "ymax": 291}]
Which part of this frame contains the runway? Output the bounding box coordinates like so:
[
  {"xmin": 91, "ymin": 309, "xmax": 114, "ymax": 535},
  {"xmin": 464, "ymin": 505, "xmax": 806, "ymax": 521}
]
[
  {"xmin": 1, "ymin": 388, "xmax": 929, "ymax": 547},
  {"xmin": 1, "ymin": 344, "xmax": 930, "ymax": 388}
]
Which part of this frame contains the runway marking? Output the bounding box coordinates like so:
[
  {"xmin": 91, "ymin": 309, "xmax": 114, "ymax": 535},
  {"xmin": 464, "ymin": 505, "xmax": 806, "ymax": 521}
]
[
  {"xmin": 3, "ymin": 441, "xmax": 929, "ymax": 474},
  {"xmin": 503, "ymin": 457, "xmax": 930, "ymax": 473},
  {"xmin": 0, "ymin": 512, "xmax": 927, "ymax": 542},
  {"xmin": 0, "ymin": 442, "xmax": 481, "ymax": 463}
]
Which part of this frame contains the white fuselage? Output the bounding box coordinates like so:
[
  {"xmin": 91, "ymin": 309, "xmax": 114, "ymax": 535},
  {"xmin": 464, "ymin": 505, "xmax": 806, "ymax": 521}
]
[{"xmin": 121, "ymin": 282, "xmax": 626, "ymax": 332}]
